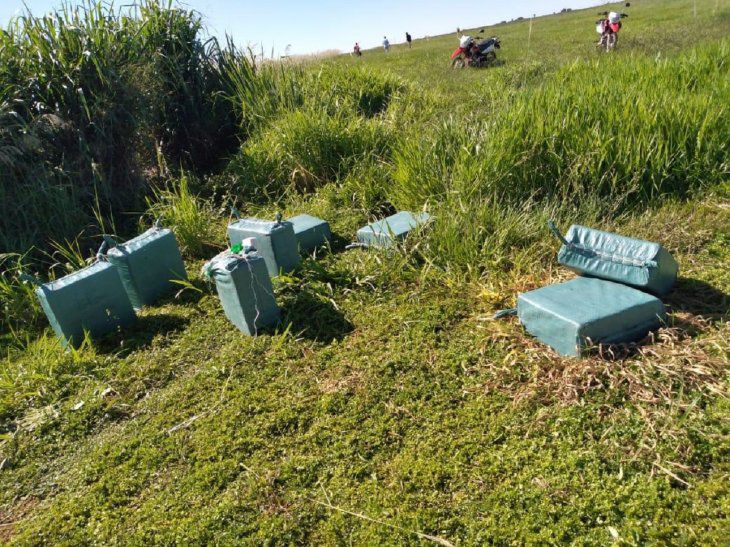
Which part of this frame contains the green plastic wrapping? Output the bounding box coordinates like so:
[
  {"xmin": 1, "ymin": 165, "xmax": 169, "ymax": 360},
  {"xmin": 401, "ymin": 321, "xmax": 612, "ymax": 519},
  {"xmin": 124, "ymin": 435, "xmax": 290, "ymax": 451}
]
[
  {"xmin": 227, "ymin": 218, "xmax": 300, "ymax": 277},
  {"xmin": 106, "ymin": 227, "xmax": 187, "ymax": 310},
  {"xmin": 550, "ymin": 222, "xmax": 679, "ymax": 295},
  {"xmin": 517, "ymin": 277, "xmax": 666, "ymax": 357},
  {"xmin": 288, "ymin": 214, "xmax": 332, "ymax": 253},
  {"xmin": 35, "ymin": 261, "xmax": 136, "ymax": 347},
  {"xmin": 357, "ymin": 211, "xmax": 430, "ymax": 248},
  {"xmin": 203, "ymin": 250, "xmax": 280, "ymax": 335}
]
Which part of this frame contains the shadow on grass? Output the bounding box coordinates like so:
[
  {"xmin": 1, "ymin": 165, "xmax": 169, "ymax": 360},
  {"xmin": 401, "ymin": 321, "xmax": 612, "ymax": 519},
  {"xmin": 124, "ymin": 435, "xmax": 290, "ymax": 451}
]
[
  {"xmin": 325, "ymin": 232, "xmax": 352, "ymax": 254},
  {"xmin": 280, "ymin": 289, "xmax": 353, "ymax": 343},
  {"xmin": 587, "ymin": 277, "xmax": 728, "ymax": 360},
  {"xmin": 97, "ymin": 312, "xmax": 191, "ymax": 356},
  {"xmin": 664, "ymin": 277, "xmax": 729, "ymax": 320},
  {"xmin": 154, "ymin": 278, "xmax": 210, "ymax": 307}
]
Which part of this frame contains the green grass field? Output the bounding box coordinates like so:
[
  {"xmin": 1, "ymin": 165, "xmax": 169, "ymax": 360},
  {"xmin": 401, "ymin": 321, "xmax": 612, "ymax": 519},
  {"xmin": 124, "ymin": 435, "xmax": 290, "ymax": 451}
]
[{"xmin": 1, "ymin": 0, "xmax": 729, "ymax": 543}]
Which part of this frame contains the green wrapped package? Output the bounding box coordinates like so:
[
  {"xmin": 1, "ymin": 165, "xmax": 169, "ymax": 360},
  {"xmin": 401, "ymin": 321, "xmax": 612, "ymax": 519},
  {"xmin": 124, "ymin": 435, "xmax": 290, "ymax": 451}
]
[
  {"xmin": 517, "ymin": 277, "xmax": 666, "ymax": 357},
  {"xmin": 35, "ymin": 261, "xmax": 136, "ymax": 347},
  {"xmin": 203, "ymin": 250, "xmax": 280, "ymax": 336},
  {"xmin": 549, "ymin": 222, "xmax": 679, "ymax": 295},
  {"xmin": 227, "ymin": 218, "xmax": 300, "ymax": 277},
  {"xmin": 288, "ymin": 214, "xmax": 332, "ymax": 253},
  {"xmin": 105, "ymin": 226, "xmax": 187, "ymax": 310},
  {"xmin": 357, "ymin": 211, "xmax": 430, "ymax": 248}
]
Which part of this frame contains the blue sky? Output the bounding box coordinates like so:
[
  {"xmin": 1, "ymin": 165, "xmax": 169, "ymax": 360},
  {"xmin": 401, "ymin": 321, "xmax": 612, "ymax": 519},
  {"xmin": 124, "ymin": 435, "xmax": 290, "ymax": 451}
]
[{"xmin": 0, "ymin": 0, "xmax": 604, "ymax": 55}]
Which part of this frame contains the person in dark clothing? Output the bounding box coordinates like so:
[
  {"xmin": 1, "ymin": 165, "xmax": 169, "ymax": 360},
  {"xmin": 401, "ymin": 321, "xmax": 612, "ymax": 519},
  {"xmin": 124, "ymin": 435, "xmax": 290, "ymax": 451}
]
[{"xmin": 405, "ymin": 32, "xmax": 412, "ymax": 48}]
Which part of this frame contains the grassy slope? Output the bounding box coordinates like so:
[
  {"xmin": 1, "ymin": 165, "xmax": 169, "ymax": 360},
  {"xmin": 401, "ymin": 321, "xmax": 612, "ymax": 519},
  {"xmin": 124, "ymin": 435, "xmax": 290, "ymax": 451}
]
[
  {"xmin": 1, "ymin": 0, "xmax": 729, "ymax": 544},
  {"xmin": 336, "ymin": 0, "xmax": 730, "ymax": 98}
]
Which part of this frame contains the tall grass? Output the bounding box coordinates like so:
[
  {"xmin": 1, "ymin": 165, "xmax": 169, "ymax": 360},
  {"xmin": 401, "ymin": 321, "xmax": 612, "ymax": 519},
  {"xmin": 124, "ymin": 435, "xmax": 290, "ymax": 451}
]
[
  {"xmin": 384, "ymin": 42, "xmax": 729, "ymax": 272},
  {"xmin": 222, "ymin": 47, "xmax": 306, "ymax": 136},
  {"xmin": 305, "ymin": 66, "xmax": 405, "ymax": 118},
  {"xmin": 230, "ymin": 109, "xmax": 390, "ymax": 198},
  {"xmin": 1, "ymin": 0, "xmax": 727, "ymax": 282},
  {"xmin": 218, "ymin": 63, "xmax": 403, "ymax": 200},
  {"xmin": 222, "ymin": 58, "xmax": 404, "ymax": 135},
  {"xmin": 145, "ymin": 173, "xmax": 224, "ymax": 258},
  {"xmin": 392, "ymin": 42, "xmax": 728, "ymax": 213},
  {"xmin": 134, "ymin": 1, "xmax": 238, "ymax": 170},
  {"xmin": 0, "ymin": 254, "xmax": 42, "ymax": 335},
  {"xmin": 0, "ymin": 333, "xmax": 97, "ymax": 424},
  {"xmin": 0, "ymin": 1, "xmax": 244, "ymax": 256},
  {"xmin": 0, "ymin": 0, "xmax": 408, "ymax": 257},
  {"xmin": 0, "ymin": 1, "xmax": 143, "ymax": 240}
]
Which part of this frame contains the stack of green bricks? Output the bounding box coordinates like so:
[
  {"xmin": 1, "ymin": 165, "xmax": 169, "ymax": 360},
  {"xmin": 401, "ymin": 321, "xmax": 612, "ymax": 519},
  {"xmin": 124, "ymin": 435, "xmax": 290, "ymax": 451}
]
[
  {"xmin": 516, "ymin": 223, "xmax": 679, "ymax": 357},
  {"xmin": 34, "ymin": 225, "xmax": 187, "ymax": 347}
]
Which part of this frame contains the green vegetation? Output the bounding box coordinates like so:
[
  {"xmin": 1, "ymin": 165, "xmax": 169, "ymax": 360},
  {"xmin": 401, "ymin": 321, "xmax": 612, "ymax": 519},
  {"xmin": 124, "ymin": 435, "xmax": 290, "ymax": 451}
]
[{"xmin": 1, "ymin": 0, "xmax": 729, "ymax": 543}]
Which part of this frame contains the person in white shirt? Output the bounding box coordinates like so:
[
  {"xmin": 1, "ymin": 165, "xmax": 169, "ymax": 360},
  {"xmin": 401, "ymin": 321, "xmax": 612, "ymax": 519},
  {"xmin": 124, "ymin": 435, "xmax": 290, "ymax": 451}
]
[{"xmin": 382, "ymin": 37, "xmax": 390, "ymax": 52}]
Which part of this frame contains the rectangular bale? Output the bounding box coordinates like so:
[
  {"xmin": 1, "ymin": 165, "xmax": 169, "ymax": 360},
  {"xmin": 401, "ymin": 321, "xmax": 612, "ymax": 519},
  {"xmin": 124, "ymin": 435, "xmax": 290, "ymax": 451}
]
[
  {"xmin": 35, "ymin": 261, "xmax": 136, "ymax": 347},
  {"xmin": 227, "ymin": 218, "xmax": 300, "ymax": 277},
  {"xmin": 552, "ymin": 223, "xmax": 679, "ymax": 295},
  {"xmin": 206, "ymin": 251, "xmax": 280, "ymax": 335},
  {"xmin": 356, "ymin": 211, "xmax": 430, "ymax": 248},
  {"xmin": 289, "ymin": 214, "xmax": 332, "ymax": 253},
  {"xmin": 517, "ymin": 277, "xmax": 666, "ymax": 357},
  {"xmin": 106, "ymin": 227, "xmax": 187, "ymax": 309}
]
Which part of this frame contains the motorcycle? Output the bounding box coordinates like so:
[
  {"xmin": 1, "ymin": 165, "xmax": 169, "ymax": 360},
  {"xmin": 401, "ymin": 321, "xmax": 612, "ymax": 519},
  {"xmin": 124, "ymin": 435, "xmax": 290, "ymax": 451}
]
[
  {"xmin": 596, "ymin": 11, "xmax": 628, "ymax": 52},
  {"xmin": 451, "ymin": 35, "xmax": 501, "ymax": 68}
]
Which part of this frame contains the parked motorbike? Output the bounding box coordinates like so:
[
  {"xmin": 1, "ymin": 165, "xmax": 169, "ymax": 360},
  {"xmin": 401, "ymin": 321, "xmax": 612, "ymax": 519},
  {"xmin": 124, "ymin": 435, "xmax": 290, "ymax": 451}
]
[
  {"xmin": 596, "ymin": 11, "xmax": 628, "ymax": 52},
  {"xmin": 451, "ymin": 35, "xmax": 501, "ymax": 68}
]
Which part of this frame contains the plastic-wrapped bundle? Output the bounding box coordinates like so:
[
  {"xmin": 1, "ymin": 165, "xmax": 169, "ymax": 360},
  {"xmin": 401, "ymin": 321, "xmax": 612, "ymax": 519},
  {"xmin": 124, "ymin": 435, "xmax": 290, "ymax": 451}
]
[
  {"xmin": 33, "ymin": 261, "xmax": 136, "ymax": 347},
  {"xmin": 105, "ymin": 225, "xmax": 187, "ymax": 309},
  {"xmin": 549, "ymin": 221, "xmax": 679, "ymax": 295},
  {"xmin": 288, "ymin": 214, "xmax": 332, "ymax": 253},
  {"xmin": 517, "ymin": 277, "xmax": 666, "ymax": 357},
  {"xmin": 202, "ymin": 249, "xmax": 280, "ymax": 336},
  {"xmin": 356, "ymin": 211, "xmax": 430, "ymax": 248},
  {"xmin": 227, "ymin": 216, "xmax": 300, "ymax": 277}
]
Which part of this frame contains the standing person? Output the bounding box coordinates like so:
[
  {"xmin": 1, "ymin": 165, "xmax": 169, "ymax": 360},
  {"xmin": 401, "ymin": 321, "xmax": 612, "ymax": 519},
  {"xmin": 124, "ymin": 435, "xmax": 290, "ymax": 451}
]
[
  {"xmin": 353, "ymin": 42, "xmax": 361, "ymax": 56},
  {"xmin": 382, "ymin": 36, "xmax": 390, "ymax": 52},
  {"xmin": 405, "ymin": 32, "xmax": 412, "ymax": 48}
]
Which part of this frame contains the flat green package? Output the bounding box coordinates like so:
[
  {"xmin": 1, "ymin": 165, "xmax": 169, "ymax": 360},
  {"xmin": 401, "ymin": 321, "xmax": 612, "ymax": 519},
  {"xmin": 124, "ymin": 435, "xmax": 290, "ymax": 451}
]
[
  {"xmin": 549, "ymin": 221, "xmax": 678, "ymax": 295},
  {"xmin": 105, "ymin": 226, "xmax": 187, "ymax": 310},
  {"xmin": 227, "ymin": 218, "xmax": 300, "ymax": 277},
  {"xmin": 203, "ymin": 250, "xmax": 280, "ymax": 335},
  {"xmin": 517, "ymin": 277, "xmax": 666, "ymax": 357},
  {"xmin": 288, "ymin": 214, "xmax": 332, "ymax": 253},
  {"xmin": 35, "ymin": 261, "xmax": 136, "ymax": 347},
  {"xmin": 356, "ymin": 211, "xmax": 430, "ymax": 248}
]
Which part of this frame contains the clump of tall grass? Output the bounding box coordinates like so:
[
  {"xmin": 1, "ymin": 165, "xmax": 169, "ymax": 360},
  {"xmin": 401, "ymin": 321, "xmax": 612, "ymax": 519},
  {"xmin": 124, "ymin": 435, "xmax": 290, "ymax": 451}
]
[
  {"xmin": 221, "ymin": 47, "xmax": 306, "ymax": 136},
  {"xmin": 221, "ymin": 58, "xmax": 404, "ymax": 135},
  {"xmin": 0, "ymin": 85, "xmax": 89, "ymax": 252},
  {"xmin": 390, "ymin": 42, "xmax": 728, "ymax": 274},
  {"xmin": 229, "ymin": 109, "xmax": 391, "ymax": 198},
  {"xmin": 135, "ymin": 3, "xmax": 238, "ymax": 170},
  {"xmin": 0, "ymin": 1, "xmax": 144, "ymax": 219},
  {"xmin": 391, "ymin": 119, "xmax": 488, "ymax": 208},
  {"xmin": 498, "ymin": 42, "xmax": 728, "ymax": 203},
  {"xmin": 0, "ymin": 333, "xmax": 98, "ymax": 425},
  {"xmin": 0, "ymin": 254, "xmax": 42, "ymax": 334},
  {"xmin": 0, "ymin": 1, "xmax": 243, "ymax": 256},
  {"xmin": 331, "ymin": 159, "xmax": 392, "ymax": 215},
  {"xmin": 306, "ymin": 65, "xmax": 405, "ymax": 118},
  {"xmin": 420, "ymin": 195, "xmax": 617, "ymax": 275},
  {"xmin": 145, "ymin": 173, "xmax": 224, "ymax": 258},
  {"xmin": 219, "ymin": 63, "xmax": 403, "ymax": 201}
]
